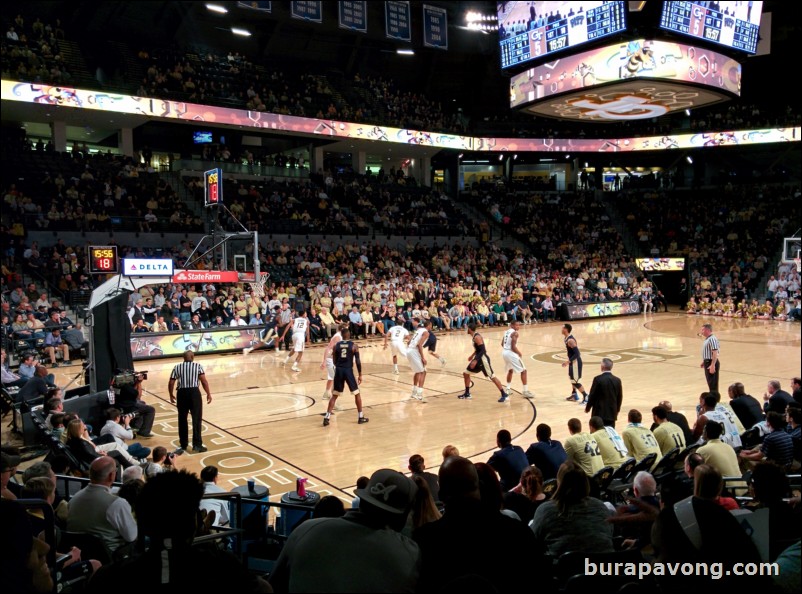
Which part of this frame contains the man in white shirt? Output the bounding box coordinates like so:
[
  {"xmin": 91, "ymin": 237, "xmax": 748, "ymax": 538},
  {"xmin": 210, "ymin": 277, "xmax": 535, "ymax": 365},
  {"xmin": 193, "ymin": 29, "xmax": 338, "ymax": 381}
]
[
  {"xmin": 229, "ymin": 313, "xmax": 247, "ymax": 327},
  {"xmin": 66, "ymin": 457, "xmax": 137, "ymax": 552}
]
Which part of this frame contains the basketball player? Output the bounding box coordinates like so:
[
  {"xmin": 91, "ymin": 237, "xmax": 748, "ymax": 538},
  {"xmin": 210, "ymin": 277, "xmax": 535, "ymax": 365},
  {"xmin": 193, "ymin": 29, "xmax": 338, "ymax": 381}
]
[
  {"xmin": 383, "ymin": 316, "xmax": 410, "ymax": 375},
  {"xmin": 323, "ymin": 328, "xmax": 368, "ymax": 426},
  {"xmin": 320, "ymin": 324, "xmax": 345, "ymax": 400},
  {"xmin": 242, "ymin": 304, "xmax": 281, "ymax": 355},
  {"xmin": 461, "ymin": 323, "xmax": 510, "ymax": 402},
  {"xmin": 561, "ymin": 323, "xmax": 584, "ymax": 402},
  {"xmin": 406, "ymin": 317, "xmax": 429, "ymax": 401},
  {"xmin": 502, "ymin": 320, "xmax": 534, "ymax": 399},
  {"xmin": 280, "ymin": 310, "xmax": 310, "ymax": 372},
  {"xmin": 422, "ymin": 319, "xmax": 447, "ymax": 367}
]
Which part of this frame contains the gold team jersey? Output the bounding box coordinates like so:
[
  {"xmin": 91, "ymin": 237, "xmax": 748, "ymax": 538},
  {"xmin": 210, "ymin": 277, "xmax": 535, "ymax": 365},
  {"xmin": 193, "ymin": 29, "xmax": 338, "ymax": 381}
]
[
  {"xmin": 564, "ymin": 432, "xmax": 605, "ymax": 477},
  {"xmin": 591, "ymin": 429, "xmax": 628, "ymax": 469},
  {"xmin": 622, "ymin": 425, "xmax": 662, "ymax": 470},
  {"xmin": 652, "ymin": 422, "xmax": 686, "ymax": 455}
]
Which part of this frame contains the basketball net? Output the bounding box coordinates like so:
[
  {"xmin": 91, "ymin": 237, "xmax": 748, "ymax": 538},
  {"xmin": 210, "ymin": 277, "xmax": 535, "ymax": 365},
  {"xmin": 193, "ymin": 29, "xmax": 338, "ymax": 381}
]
[
  {"xmin": 795, "ymin": 257, "xmax": 801, "ymax": 274},
  {"xmin": 252, "ymin": 272, "xmax": 270, "ymax": 298}
]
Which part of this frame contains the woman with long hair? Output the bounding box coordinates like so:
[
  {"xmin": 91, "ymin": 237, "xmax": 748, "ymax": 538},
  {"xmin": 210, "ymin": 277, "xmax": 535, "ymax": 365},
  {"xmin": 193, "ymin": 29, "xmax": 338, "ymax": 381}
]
[
  {"xmin": 403, "ymin": 475, "xmax": 442, "ymax": 537},
  {"xmin": 530, "ymin": 461, "xmax": 614, "ymax": 556}
]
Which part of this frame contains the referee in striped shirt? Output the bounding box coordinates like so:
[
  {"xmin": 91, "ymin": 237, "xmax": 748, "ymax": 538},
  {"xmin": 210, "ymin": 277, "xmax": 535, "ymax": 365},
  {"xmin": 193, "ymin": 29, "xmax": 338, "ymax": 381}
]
[
  {"xmin": 168, "ymin": 351, "xmax": 212, "ymax": 454},
  {"xmin": 700, "ymin": 323, "xmax": 720, "ymax": 393}
]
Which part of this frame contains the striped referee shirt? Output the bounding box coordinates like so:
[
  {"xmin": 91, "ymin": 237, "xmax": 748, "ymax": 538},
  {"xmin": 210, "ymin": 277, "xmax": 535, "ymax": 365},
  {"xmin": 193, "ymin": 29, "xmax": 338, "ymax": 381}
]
[
  {"xmin": 702, "ymin": 335, "xmax": 720, "ymax": 360},
  {"xmin": 170, "ymin": 361, "xmax": 205, "ymax": 389}
]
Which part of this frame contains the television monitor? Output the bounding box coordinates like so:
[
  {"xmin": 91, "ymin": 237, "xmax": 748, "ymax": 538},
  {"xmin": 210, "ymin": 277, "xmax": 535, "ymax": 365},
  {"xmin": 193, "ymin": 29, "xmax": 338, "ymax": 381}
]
[
  {"xmin": 498, "ymin": 1, "xmax": 627, "ymax": 69},
  {"xmin": 659, "ymin": 1, "xmax": 762, "ymax": 54},
  {"xmin": 193, "ymin": 130, "xmax": 213, "ymax": 144},
  {"xmin": 636, "ymin": 258, "xmax": 686, "ymax": 272}
]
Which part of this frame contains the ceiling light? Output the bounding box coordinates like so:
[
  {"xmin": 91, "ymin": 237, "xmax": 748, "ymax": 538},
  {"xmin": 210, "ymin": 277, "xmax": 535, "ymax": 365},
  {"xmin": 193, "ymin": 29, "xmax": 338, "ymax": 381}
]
[
  {"xmin": 232, "ymin": 27, "xmax": 252, "ymax": 36},
  {"xmin": 396, "ymin": 48, "xmax": 414, "ymax": 55},
  {"xmin": 206, "ymin": 4, "xmax": 228, "ymax": 14},
  {"xmin": 686, "ymin": 156, "xmax": 694, "ymax": 164}
]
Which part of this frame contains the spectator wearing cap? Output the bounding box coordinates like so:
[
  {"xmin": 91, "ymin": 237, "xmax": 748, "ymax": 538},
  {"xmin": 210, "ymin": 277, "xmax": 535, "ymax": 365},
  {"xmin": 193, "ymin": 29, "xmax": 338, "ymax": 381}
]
[{"xmin": 270, "ymin": 468, "xmax": 420, "ymax": 592}]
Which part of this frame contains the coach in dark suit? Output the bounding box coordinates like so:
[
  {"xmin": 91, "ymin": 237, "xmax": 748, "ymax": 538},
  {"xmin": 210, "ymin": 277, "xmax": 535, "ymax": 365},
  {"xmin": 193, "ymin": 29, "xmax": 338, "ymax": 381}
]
[{"xmin": 582, "ymin": 358, "xmax": 623, "ymax": 428}]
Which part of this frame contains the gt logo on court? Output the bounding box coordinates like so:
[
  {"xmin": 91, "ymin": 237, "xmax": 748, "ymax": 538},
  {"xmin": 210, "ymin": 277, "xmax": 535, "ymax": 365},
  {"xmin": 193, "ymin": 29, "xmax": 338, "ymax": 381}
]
[{"xmin": 532, "ymin": 347, "xmax": 688, "ymax": 365}]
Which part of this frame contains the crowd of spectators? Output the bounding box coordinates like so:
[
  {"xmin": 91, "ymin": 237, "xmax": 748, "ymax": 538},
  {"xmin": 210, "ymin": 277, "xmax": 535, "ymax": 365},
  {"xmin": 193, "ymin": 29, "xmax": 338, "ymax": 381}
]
[
  {"xmin": 1, "ymin": 140, "xmax": 203, "ymax": 237},
  {"xmin": 1, "ymin": 13, "xmax": 70, "ymax": 86},
  {"xmin": 2, "ymin": 381, "xmax": 800, "ymax": 592}
]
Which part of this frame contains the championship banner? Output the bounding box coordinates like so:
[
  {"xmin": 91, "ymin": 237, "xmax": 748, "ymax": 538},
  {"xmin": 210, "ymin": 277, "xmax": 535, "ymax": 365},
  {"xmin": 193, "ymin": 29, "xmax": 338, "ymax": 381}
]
[
  {"xmin": 131, "ymin": 326, "xmax": 268, "ymax": 360},
  {"xmin": 339, "ymin": 1, "xmax": 367, "ymax": 32},
  {"xmin": 291, "ymin": 1, "xmax": 323, "ymax": 22},
  {"xmin": 386, "ymin": 1, "xmax": 411, "ymax": 41},
  {"xmin": 564, "ymin": 300, "xmax": 641, "ymax": 320},
  {"xmin": 423, "ymin": 5, "xmax": 448, "ymax": 49}
]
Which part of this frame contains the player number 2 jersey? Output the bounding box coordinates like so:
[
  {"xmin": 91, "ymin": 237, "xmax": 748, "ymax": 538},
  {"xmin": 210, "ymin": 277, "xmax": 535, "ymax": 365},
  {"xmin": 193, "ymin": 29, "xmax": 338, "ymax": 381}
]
[{"xmin": 389, "ymin": 326, "xmax": 409, "ymax": 343}]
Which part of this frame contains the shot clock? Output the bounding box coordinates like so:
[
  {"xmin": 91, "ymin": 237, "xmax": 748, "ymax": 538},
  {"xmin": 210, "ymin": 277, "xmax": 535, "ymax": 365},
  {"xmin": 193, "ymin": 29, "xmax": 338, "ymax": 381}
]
[{"xmin": 88, "ymin": 245, "xmax": 119, "ymax": 274}]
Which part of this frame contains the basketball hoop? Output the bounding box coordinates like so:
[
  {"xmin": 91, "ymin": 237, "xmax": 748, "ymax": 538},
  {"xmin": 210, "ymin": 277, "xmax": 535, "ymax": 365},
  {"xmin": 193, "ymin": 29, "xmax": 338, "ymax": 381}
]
[{"xmin": 251, "ymin": 272, "xmax": 270, "ymax": 298}]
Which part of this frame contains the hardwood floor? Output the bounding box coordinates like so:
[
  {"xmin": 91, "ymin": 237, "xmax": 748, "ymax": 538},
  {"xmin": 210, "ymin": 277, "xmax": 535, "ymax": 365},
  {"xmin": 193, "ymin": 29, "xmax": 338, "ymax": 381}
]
[{"xmin": 51, "ymin": 312, "xmax": 801, "ymax": 502}]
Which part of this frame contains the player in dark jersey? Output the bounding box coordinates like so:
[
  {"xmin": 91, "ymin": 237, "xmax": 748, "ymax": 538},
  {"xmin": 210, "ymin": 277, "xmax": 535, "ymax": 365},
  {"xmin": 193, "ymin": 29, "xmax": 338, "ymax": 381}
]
[
  {"xmin": 242, "ymin": 304, "xmax": 281, "ymax": 355},
  {"xmin": 323, "ymin": 328, "xmax": 369, "ymax": 426},
  {"xmin": 423, "ymin": 319, "xmax": 446, "ymax": 366},
  {"xmin": 461, "ymin": 323, "xmax": 510, "ymax": 402},
  {"xmin": 561, "ymin": 323, "xmax": 584, "ymax": 402}
]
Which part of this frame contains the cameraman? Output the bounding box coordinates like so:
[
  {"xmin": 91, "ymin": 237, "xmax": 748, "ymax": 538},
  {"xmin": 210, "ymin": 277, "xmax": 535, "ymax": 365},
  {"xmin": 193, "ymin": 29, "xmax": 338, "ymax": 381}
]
[
  {"xmin": 114, "ymin": 371, "xmax": 156, "ymax": 438},
  {"xmin": 100, "ymin": 408, "xmax": 152, "ymax": 462},
  {"xmin": 144, "ymin": 446, "xmax": 176, "ymax": 479}
]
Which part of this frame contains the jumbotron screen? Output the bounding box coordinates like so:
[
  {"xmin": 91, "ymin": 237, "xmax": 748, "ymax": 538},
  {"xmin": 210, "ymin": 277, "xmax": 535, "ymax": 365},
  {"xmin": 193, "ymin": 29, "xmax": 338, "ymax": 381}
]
[
  {"xmin": 498, "ymin": 1, "xmax": 627, "ymax": 69},
  {"xmin": 659, "ymin": 1, "xmax": 763, "ymax": 54}
]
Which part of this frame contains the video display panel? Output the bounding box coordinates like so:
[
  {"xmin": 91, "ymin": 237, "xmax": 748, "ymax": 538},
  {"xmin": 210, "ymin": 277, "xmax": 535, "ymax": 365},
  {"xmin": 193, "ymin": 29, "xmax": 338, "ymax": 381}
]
[
  {"xmin": 659, "ymin": 1, "xmax": 762, "ymax": 54},
  {"xmin": 498, "ymin": 1, "xmax": 627, "ymax": 68}
]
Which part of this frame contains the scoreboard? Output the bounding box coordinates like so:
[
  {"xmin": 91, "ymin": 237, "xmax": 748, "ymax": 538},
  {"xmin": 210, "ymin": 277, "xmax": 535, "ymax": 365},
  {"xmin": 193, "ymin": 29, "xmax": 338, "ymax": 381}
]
[
  {"xmin": 88, "ymin": 245, "xmax": 119, "ymax": 274},
  {"xmin": 659, "ymin": 1, "xmax": 762, "ymax": 54},
  {"xmin": 499, "ymin": 1, "xmax": 627, "ymax": 69}
]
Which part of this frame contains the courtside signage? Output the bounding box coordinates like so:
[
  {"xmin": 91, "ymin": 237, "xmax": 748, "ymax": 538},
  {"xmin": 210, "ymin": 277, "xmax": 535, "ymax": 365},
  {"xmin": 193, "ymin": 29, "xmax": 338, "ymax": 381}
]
[
  {"xmin": 122, "ymin": 258, "xmax": 174, "ymax": 277},
  {"xmin": 172, "ymin": 270, "xmax": 240, "ymax": 283}
]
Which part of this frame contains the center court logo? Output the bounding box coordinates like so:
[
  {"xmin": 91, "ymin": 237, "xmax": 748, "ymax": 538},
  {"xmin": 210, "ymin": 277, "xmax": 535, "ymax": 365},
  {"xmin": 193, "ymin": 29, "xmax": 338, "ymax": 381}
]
[{"xmin": 532, "ymin": 346, "xmax": 688, "ymax": 365}]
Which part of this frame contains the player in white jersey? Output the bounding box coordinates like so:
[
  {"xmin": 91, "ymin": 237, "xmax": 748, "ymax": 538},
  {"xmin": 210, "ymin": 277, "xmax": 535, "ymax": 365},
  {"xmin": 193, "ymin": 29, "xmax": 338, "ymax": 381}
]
[
  {"xmin": 280, "ymin": 310, "xmax": 310, "ymax": 372},
  {"xmin": 501, "ymin": 320, "xmax": 534, "ymax": 399},
  {"xmin": 406, "ymin": 318, "xmax": 430, "ymax": 401},
  {"xmin": 383, "ymin": 317, "xmax": 410, "ymax": 375},
  {"xmin": 321, "ymin": 324, "xmax": 344, "ymax": 400}
]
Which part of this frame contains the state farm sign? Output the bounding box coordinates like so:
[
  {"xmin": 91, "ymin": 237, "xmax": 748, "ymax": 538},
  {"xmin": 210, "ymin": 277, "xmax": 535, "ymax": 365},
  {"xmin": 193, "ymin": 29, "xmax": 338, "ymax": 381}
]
[{"xmin": 172, "ymin": 270, "xmax": 240, "ymax": 283}]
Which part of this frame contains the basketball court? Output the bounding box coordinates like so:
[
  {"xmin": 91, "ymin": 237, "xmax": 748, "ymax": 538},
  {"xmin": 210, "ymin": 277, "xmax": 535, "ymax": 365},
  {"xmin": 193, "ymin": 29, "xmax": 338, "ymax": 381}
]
[{"xmin": 48, "ymin": 311, "xmax": 800, "ymax": 505}]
